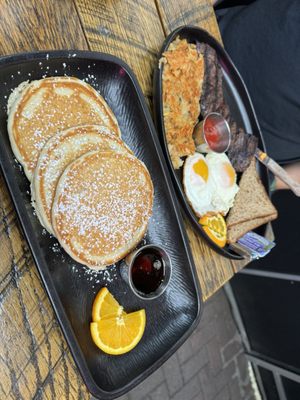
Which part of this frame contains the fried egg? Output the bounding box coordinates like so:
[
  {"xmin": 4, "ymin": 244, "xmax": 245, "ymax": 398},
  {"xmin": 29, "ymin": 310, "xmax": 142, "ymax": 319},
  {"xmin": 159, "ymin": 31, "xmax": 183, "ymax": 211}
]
[
  {"xmin": 183, "ymin": 153, "xmax": 214, "ymax": 217},
  {"xmin": 206, "ymin": 152, "xmax": 239, "ymax": 215},
  {"xmin": 183, "ymin": 152, "xmax": 239, "ymax": 217}
]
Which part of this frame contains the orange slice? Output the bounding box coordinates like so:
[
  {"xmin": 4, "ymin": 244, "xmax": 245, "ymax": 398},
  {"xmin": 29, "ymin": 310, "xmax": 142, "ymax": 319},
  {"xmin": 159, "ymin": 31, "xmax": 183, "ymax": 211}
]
[
  {"xmin": 199, "ymin": 213, "xmax": 227, "ymax": 248},
  {"xmin": 92, "ymin": 287, "xmax": 125, "ymax": 322},
  {"xmin": 90, "ymin": 309, "xmax": 146, "ymax": 355}
]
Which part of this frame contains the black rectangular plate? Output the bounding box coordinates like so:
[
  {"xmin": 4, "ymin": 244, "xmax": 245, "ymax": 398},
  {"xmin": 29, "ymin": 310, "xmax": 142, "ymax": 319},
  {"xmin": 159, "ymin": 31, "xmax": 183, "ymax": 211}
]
[
  {"xmin": 0, "ymin": 50, "xmax": 202, "ymax": 399},
  {"xmin": 153, "ymin": 26, "xmax": 271, "ymax": 260}
]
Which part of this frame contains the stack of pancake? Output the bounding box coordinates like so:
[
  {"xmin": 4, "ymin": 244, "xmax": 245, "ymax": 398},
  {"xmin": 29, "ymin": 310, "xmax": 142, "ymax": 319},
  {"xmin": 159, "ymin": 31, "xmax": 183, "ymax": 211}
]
[{"xmin": 7, "ymin": 76, "xmax": 153, "ymax": 269}]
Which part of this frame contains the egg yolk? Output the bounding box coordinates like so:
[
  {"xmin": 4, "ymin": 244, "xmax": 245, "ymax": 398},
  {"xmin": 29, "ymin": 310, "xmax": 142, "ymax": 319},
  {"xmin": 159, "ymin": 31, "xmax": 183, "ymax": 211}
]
[
  {"xmin": 193, "ymin": 159, "xmax": 209, "ymax": 182},
  {"xmin": 223, "ymin": 162, "xmax": 236, "ymax": 187}
]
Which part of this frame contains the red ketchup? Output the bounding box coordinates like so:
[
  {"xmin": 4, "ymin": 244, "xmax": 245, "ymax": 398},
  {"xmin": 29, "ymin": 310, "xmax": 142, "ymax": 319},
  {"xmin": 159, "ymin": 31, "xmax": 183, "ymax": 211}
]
[
  {"xmin": 204, "ymin": 119, "xmax": 219, "ymax": 145},
  {"xmin": 203, "ymin": 114, "xmax": 230, "ymax": 153}
]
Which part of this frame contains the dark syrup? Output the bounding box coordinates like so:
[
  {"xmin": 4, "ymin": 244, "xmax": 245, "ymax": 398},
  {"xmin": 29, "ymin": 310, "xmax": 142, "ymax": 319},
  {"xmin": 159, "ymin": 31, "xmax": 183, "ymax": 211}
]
[{"xmin": 131, "ymin": 249, "xmax": 165, "ymax": 294}]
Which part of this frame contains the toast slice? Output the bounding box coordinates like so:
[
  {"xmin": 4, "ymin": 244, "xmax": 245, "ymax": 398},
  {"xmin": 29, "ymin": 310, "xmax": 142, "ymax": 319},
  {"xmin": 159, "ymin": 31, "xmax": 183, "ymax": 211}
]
[
  {"xmin": 226, "ymin": 158, "xmax": 277, "ymax": 242},
  {"xmin": 227, "ymin": 215, "xmax": 277, "ymax": 244}
]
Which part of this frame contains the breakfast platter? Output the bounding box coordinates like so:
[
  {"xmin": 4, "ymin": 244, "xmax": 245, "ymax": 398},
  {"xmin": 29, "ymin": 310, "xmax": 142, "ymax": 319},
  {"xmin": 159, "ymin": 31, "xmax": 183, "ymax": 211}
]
[
  {"xmin": 0, "ymin": 51, "xmax": 201, "ymax": 399},
  {"xmin": 153, "ymin": 26, "xmax": 277, "ymax": 259}
]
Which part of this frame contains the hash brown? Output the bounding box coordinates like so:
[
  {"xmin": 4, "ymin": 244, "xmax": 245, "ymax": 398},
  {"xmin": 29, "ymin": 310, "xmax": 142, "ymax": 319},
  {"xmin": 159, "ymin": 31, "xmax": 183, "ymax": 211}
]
[{"xmin": 161, "ymin": 37, "xmax": 205, "ymax": 169}]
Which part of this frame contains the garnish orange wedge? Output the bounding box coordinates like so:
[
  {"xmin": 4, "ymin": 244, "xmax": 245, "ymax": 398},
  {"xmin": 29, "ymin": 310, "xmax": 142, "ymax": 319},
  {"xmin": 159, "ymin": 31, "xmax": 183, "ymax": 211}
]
[
  {"xmin": 199, "ymin": 213, "xmax": 227, "ymax": 248},
  {"xmin": 90, "ymin": 309, "xmax": 146, "ymax": 355},
  {"xmin": 92, "ymin": 287, "xmax": 125, "ymax": 321},
  {"xmin": 90, "ymin": 288, "xmax": 146, "ymax": 355}
]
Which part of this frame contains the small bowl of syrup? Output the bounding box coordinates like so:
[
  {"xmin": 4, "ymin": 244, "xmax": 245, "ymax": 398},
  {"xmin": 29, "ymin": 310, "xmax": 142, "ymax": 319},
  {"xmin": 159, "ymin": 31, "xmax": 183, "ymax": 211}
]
[{"xmin": 119, "ymin": 244, "xmax": 172, "ymax": 300}]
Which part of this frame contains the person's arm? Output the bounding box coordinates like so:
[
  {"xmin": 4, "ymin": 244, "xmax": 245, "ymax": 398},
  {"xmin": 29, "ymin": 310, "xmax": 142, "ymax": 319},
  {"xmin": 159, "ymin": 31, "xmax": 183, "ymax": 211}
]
[{"xmin": 274, "ymin": 163, "xmax": 300, "ymax": 191}]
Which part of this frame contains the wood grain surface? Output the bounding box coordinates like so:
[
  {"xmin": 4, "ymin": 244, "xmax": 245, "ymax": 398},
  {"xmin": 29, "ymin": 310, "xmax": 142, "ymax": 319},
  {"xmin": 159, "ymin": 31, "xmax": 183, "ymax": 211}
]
[
  {"xmin": 0, "ymin": 0, "xmax": 245, "ymax": 398},
  {"xmin": 156, "ymin": 0, "xmax": 222, "ymax": 41},
  {"xmin": 0, "ymin": 0, "xmax": 88, "ymax": 53},
  {"xmin": 75, "ymin": 0, "xmax": 165, "ymax": 98},
  {"xmin": 0, "ymin": 1, "xmax": 90, "ymax": 398}
]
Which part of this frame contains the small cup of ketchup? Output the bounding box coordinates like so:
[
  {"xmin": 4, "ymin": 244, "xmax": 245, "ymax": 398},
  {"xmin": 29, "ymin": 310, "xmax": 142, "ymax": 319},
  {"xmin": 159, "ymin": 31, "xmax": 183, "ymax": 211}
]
[{"xmin": 203, "ymin": 112, "xmax": 231, "ymax": 153}]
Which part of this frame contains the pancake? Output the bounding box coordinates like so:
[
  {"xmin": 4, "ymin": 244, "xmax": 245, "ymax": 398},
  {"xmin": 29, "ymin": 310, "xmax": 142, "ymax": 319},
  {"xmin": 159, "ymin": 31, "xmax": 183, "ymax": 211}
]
[
  {"xmin": 52, "ymin": 151, "xmax": 153, "ymax": 269},
  {"xmin": 7, "ymin": 76, "xmax": 121, "ymax": 180},
  {"xmin": 32, "ymin": 125, "xmax": 132, "ymax": 235}
]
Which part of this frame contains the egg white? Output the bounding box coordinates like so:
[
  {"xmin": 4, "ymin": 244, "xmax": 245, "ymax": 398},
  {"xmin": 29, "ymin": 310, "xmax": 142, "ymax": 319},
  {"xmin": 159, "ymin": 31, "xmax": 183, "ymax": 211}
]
[
  {"xmin": 206, "ymin": 152, "xmax": 239, "ymax": 215},
  {"xmin": 183, "ymin": 152, "xmax": 239, "ymax": 217},
  {"xmin": 183, "ymin": 153, "xmax": 215, "ymax": 217}
]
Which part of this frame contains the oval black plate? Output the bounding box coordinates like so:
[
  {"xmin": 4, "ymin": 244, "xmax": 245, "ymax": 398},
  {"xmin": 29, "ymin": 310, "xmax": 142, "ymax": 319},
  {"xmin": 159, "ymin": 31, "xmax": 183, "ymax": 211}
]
[
  {"xmin": 0, "ymin": 50, "xmax": 202, "ymax": 399},
  {"xmin": 153, "ymin": 26, "xmax": 270, "ymax": 260}
]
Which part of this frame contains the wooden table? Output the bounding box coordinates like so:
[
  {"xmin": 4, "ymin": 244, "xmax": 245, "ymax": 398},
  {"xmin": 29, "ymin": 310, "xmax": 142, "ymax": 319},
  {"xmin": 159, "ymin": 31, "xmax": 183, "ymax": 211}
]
[{"xmin": 0, "ymin": 1, "xmax": 247, "ymax": 398}]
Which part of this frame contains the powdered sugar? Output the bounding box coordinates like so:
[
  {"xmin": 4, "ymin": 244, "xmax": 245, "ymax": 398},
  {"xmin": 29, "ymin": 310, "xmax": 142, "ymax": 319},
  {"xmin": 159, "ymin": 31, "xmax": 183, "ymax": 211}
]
[
  {"xmin": 34, "ymin": 126, "xmax": 125, "ymax": 227},
  {"xmin": 11, "ymin": 77, "xmax": 119, "ymax": 177},
  {"xmin": 70, "ymin": 263, "xmax": 118, "ymax": 288},
  {"xmin": 8, "ymin": 71, "xmax": 153, "ymax": 274},
  {"xmin": 53, "ymin": 151, "xmax": 153, "ymax": 266}
]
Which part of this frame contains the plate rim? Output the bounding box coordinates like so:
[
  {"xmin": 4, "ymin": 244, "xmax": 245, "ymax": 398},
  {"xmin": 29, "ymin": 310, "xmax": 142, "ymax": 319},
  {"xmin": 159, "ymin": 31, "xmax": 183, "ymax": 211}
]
[{"xmin": 0, "ymin": 49, "xmax": 203, "ymax": 399}]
